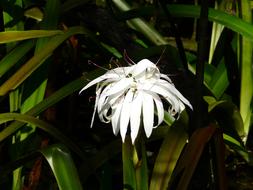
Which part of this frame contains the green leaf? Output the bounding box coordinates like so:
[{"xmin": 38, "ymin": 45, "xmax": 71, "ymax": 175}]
[
  {"xmin": 208, "ymin": 61, "xmax": 229, "ymax": 99},
  {"xmin": 0, "ymin": 40, "xmax": 34, "ymax": 77},
  {"xmin": 0, "ymin": 70, "xmax": 104, "ymax": 142},
  {"xmin": 19, "ymin": 0, "xmax": 61, "ymax": 140},
  {"xmin": 149, "ymin": 114, "xmax": 188, "ymax": 190},
  {"xmin": 0, "ymin": 112, "xmax": 86, "ymax": 160},
  {"xmin": 41, "ymin": 144, "xmax": 83, "ymax": 190},
  {"xmin": 112, "ymin": 0, "xmax": 168, "ymax": 45},
  {"xmin": 0, "ymin": 26, "xmax": 92, "ymax": 96},
  {"xmin": 239, "ymin": 0, "xmax": 253, "ymax": 141},
  {"xmin": 204, "ymin": 96, "xmax": 245, "ymax": 141},
  {"xmin": 120, "ymin": 4, "xmax": 253, "ymax": 41},
  {"xmin": 0, "ymin": 30, "xmax": 63, "ymax": 44},
  {"xmin": 24, "ymin": 7, "xmax": 43, "ymax": 22},
  {"xmin": 223, "ymin": 134, "xmax": 251, "ymax": 162}
]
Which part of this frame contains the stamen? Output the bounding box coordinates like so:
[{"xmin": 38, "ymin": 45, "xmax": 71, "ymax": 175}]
[
  {"xmin": 88, "ymin": 60, "xmax": 109, "ymax": 71},
  {"xmin": 109, "ymin": 57, "xmax": 122, "ymax": 68},
  {"xmin": 124, "ymin": 50, "xmax": 136, "ymax": 65},
  {"xmin": 155, "ymin": 47, "xmax": 167, "ymax": 65}
]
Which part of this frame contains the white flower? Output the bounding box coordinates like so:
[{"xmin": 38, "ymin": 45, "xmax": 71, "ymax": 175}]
[{"xmin": 80, "ymin": 59, "xmax": 192, "ymax": 144}]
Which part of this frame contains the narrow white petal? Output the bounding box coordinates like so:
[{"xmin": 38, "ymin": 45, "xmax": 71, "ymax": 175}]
[
  {"xmin": 142, "ymin": 93, "xmax": 154, "ymax": 138},
  {"xmin": 146, "ymin": 84, "xmax": 179, "ymax": 110},
  {"xmin": 157, "ymin": 80, "xmax": 193, "ymax": 110},
  {"xmin": 79, "ymin": 73, "xmax": 119, "ymax": 94},
  {"xmin": 160, "ymin": 74, "xmax": 173, "ymax": 83},
  {"xmin": 130, "ymin": 91, "xmax": 142, "ymax": 143},
  {"xmin": 148, "ymin": 92, "xmax": 164, "ymax": 127},
  {"xmin": 89, "ymin": 86, "xmax": 102, "ymax": 128},
  {"xmin": 120, "ymin": 90, "xmax": 134, "ymax": 142},
  {"xmin": 99, "ymin": 92, "xmax": 125, "ymax": 123},
  {"xmin": 111, "ymin": 96, "xmax": 124, "ymax": 135},
  {"xmin": 98, "ymin": 90, "xmax": 125, "ymax": 117},
  {"xmin": 105, "ymin": 78, "xmax": 132, "ymax": 96}
]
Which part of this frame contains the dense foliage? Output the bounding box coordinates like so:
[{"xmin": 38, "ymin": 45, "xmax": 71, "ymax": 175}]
[{"xmin": 0, "ymin": 0, "xmax": 252, "ymax": 189}]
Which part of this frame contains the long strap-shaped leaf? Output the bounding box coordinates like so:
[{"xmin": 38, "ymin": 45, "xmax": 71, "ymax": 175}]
[
  {"xmin": 0, "ymin": 30, "xmax": 62, "ymax": 44},
  {"xmin": 0, "ymin": 40, "xmax": 35, "ymax": 77},
  {"xmin": 119, "ymin": 4, "xmax": 253, "ymax": 41},
  {"xmin": 0, "ymin": 68, "xmax": 104, "ymax": 142},
  {"xmin": 0, "ymin": 26, "xmax": 93, "ymax": 96},
  {"xmin": 41, "ymin": 144, "xmax": 83, "ymax": 190},
  {"xmin": 239, "ymin": 0, "xmax": 253, "ymax": 143},
  {"xmin": 149, "ymin": 114, "xmax": 188, "ymax": 190}
]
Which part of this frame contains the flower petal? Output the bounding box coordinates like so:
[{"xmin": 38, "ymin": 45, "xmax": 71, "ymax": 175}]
[
  {"xmin": 142, "ymin": 92, "xmax": 154, "ymax": 138},
  {"xmin": 160, "ymin": 74, "xmax": 173, "ymax": 83},
  {"xmin": 105, "ymin": 78, "xmax": 132, "ymax": 96},
  {"xmin": 148, "ymin": 91, "xmax": 164, "ymax": 127},
  {"xmin": 157, "ymin": 79, "xmax": 193, "ymax": 110},
  {"xmin": 111, "ymin": 96, "xmax": 124, "ymax": 135},
  {"xmin": 120, "ymin": 90, "xmax": 134, "ymax": 142},
  {"xmin": 130, "ymin": 91, "xmax": 142, "ymax": 144},
  {"xmin": 132, "ymin": 59, "xmax": 155, "ymax": 74},
  {"xmin": 143, "ymin": 83, "xmax": 178, "ymax": 107},
  {"xmin": 79, "ymin": 73, "xmax": 119, "ymax": 94},
  {"xmin": 89, "ymin": 86, "xmax": 102, "ymax": 128}
]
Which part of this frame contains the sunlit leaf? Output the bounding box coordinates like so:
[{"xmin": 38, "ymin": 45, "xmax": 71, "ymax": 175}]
[
  {"xmin": 120, "ymin": 4, "xmax": 253, "ymax": 41},
  {"xmin": 112, "ymin": 0, "xmax": 168, "ymax": 45},
  {"xmin": 0, "ymin": 69, "xmax": 103, "ymax": 142},
  {"xmin": 149, "ymin": 114, "xmax": 188, "ymax": 190},
  {"xmin": 41, "ymin": 144, "xmax": 83, "ymax": 190},
  {"xmin": 0, "ymin": 26, "xmax": 93, "ymax": 96},
  {"xmin": 0, "ymin": 40, "xmax": 34, "ymax": 77},
  {"xmin": 24, "ymin": 7, "xmax": 44, "ymax": 22},
  {"xmin": 0, "ymin": 30, "xmax": 62, "ymax": 44},
  {"xmin": 239, "ymin": 0, "xmax": 253, "ymax": 142},
  {"xmin": 207, "ymin": 62, "xmax": 229, "ymax": 99}
]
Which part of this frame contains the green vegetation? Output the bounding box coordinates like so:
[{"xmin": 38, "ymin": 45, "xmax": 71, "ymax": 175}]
[{"xmin": 0, "ymin": 0, "xmax": 252, "ymax": 189}]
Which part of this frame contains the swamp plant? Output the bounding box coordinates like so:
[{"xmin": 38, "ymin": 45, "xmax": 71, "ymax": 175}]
[{"xmin": 0, "ymin": 0, "xmax": 252, "ymax": 189}]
